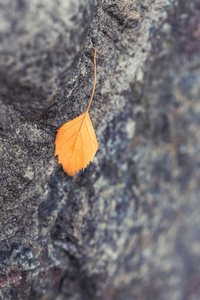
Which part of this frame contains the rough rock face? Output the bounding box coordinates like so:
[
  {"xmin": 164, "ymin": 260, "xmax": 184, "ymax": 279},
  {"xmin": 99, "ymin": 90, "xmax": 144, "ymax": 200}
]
[
  {"xmin": 0, "ymin": 0, "xmax": 200, "ymax": 299},
  {"xmin": 0, "ymin": 0, "xmax": 96, "ymax": 119}
]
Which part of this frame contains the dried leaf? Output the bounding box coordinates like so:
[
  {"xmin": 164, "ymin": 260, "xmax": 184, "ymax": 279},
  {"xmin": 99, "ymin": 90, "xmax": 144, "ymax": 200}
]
[{"xmin": 54, "ymin": 49, "xmax": 98, "ymax": 176}]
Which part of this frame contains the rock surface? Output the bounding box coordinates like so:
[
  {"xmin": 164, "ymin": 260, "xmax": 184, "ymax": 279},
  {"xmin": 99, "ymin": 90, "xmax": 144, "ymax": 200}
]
[{"xmin": 0, "ymin": 0, "xmax": 200, "ymax": 299}]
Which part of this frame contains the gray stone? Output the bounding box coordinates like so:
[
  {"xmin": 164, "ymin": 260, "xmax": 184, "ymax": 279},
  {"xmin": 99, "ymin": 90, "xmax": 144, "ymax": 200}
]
[
  {"xmin": 0, "ymin": 0, "xmax": 96, "ymax": 119},
  {"xmin": 0, "ymin": 0, "xmax": 200, "ymax": 299}
]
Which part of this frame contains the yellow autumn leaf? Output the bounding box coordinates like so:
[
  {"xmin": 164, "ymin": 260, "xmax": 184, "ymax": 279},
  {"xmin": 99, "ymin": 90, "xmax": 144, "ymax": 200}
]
[{"xmin": 54, "ymin": 49, "xmax": 98, "ymax": 176}]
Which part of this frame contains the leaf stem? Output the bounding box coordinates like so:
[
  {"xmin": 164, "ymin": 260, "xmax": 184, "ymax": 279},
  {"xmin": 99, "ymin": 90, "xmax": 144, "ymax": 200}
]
[{"xmin": 86, "ymin": 49, "xmax": 97, "ymax": 112}]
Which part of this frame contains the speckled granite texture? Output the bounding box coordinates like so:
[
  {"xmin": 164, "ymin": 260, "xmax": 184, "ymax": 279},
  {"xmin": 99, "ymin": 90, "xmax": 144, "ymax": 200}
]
[{"xmin": 0, "ymin": 0, "xmax": 200, "ymax": 299}]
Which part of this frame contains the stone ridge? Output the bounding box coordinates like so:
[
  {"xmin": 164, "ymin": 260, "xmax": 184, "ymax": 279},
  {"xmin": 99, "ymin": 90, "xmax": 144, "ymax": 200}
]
[{"xmin": 0, "ymin": 0, "xmax": 200, "ymax": 299}]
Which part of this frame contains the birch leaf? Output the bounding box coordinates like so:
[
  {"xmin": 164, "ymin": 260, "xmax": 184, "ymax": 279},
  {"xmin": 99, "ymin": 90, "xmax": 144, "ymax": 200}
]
[{"xmin": 54, "ymin": 49, "xmax": 98, "ymax": 176}]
